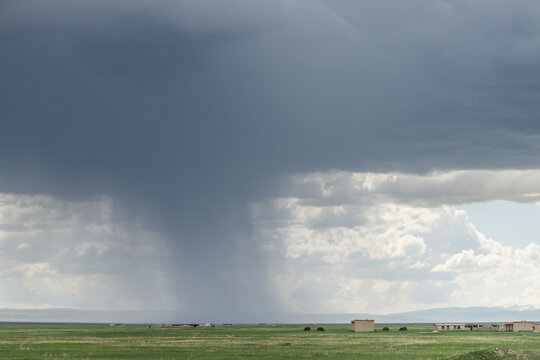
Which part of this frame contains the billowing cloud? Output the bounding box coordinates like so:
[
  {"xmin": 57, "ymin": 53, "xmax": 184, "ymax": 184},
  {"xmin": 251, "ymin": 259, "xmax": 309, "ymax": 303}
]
[
  {"xmin": 287, "ymin": 170, "xmax": 540, "ymax": 206},
  {"xmin": 253, "ymin": 170, "xmax": 540, "ymax": 314},
  {"xmin": 0, "ymin": 194, "xmax": 176, "ymax": 310}
]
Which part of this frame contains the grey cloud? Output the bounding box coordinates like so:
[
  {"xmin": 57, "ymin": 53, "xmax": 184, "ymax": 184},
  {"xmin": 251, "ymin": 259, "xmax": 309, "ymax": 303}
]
[
  {"xmin": 2, "ymin": 0, "xmax": 540, "ymax": 318},
  {"xmin": 286, "ymin": 170, "xmax": 540, "ymax": 208}
]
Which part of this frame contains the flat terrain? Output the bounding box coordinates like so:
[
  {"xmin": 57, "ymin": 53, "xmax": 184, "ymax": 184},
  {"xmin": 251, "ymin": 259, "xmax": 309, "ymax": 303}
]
[{"xmin": 1, "ymin": 323, "xmax": 540, "ymax": 359}]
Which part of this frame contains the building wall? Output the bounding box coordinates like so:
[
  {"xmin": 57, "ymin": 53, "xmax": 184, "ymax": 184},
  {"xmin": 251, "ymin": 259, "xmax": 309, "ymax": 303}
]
[
  {"xmin": 475, "ymin": 324, "xmax": 500, "ymax": 331},
  {"xmin": 433, "ymin": 322, "xmax": 538, "ymax": 332},
  {"xmin": 513, "ymin": 322, "xmax": 536, "ymax": 332},
  {"xmin": 351, "ymin": 320, "xmax": 374, "ymax": 332},
  {"xmin": 433, "ymin": 324, "xmax": 466, "ymax": 331}
]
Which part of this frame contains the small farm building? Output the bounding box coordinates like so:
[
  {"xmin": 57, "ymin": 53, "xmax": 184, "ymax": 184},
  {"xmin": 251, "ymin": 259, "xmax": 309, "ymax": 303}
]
[
  {"xmin": 351, "ymin": 320, "xmax": 374, "ymax": 332},
  {"xmin": 433, "ymin": 323, "xmax": 466, "ymax": 331},
  {"xmin": 434, "ymin": 321, "xmax": 539, "ymax": 332},
  {"xmin": 502, "ymin": 321, "xmax": 538, "ymax": 332}
]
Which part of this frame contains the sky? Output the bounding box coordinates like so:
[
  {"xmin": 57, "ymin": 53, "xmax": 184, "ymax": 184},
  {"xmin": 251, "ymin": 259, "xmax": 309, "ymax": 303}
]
[{"xmin": 2, "ymin": 0, "xmax": 540, "ymax": 321}]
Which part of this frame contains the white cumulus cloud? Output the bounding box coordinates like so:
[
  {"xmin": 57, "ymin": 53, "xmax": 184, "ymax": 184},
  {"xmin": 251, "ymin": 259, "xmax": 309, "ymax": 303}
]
[
  {"xmin": 0, "ymin": 194, "xmax": 176, "ymax": 310},
  {"xmin": 253, "ymin": 170, "xmax": 540, "ymax": 314}
]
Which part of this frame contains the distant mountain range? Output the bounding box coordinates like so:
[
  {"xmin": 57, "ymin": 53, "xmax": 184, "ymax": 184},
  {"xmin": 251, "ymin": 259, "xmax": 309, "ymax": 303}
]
[
  {"xmin": 272, "ymin": 306, "xmax": 540, "ymax": 324},
  {"xmin": 1, "ymin": 306, "xmax": 539, "ymax": 324}
]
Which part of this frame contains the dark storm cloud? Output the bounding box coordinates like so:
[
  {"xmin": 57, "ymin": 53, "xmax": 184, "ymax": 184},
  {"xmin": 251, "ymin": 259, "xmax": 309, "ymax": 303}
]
[{"xmin": 2, "ymin": 0, "xmax": 540, "ymax": 318}]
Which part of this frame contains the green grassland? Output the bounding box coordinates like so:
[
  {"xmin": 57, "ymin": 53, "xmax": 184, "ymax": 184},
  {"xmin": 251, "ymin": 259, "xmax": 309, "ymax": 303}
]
[{"xmin": 1, "ymin": 323, "xmax": 540, "ymax": 359}]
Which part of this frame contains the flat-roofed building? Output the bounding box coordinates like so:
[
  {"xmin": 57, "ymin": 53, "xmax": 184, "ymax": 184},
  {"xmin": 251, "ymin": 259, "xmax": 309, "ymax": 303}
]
[
  {"xmin": 351, "ymin": 320, "xmax": 374, "ymax": 332},
  {"xmin": 433, "ymin": 323, "xmax": 466, "ymax": 331},
  {"xmin": 501, "ymin": 321, "xmax": 538, "ymax": 332}
]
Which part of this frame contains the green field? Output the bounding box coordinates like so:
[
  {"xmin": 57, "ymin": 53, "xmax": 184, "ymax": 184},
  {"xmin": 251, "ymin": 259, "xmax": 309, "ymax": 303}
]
[{"xmin": 1, "ymin": 323, "xmax": 540, "ymax": 359}]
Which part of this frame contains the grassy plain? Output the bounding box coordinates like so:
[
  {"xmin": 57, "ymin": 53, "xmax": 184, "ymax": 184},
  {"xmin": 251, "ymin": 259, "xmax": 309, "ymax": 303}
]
[{"xmin": 1, "ymin": 323, "xmax": 540, "ymax": 359}]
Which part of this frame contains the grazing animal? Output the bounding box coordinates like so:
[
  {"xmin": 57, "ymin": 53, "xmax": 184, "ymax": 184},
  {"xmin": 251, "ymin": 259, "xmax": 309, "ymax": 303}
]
[
  {"xmin": 304, "ymin": 327, "xmax": 311, "ymax": 331},
  {"xmin": 399, "ymin": 327, "xmax": 408, "ymax": 331},
  {"xmin": 382, "ymin": 327, "xmax": 390, "ymax": 331},
  {"xmin": 317, "ymin": 327, "xmax": 324, "ymax": 332}
]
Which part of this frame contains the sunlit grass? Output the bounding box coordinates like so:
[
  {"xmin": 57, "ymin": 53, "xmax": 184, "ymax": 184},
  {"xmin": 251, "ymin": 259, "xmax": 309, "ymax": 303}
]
[{"xmin": 1, "ymin": 323, "xmax": 540, "ymax": 359}]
